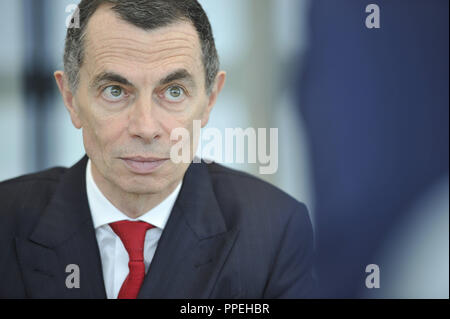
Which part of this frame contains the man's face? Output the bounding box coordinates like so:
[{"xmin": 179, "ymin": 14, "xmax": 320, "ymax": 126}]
[{"xmin": 57, "ymin": 5, "xmax": 223, "ymax": 196}]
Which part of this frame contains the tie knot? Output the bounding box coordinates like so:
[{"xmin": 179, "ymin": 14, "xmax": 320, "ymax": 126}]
[{"xmin": 109, "ymin": 220, "xmax": 154, "ymax": 261}]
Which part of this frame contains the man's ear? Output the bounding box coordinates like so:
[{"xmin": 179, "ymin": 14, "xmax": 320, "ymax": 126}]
[
  {"xmin": 54, "ymin": 71, "xmax": 82, "ymax": 129},
  {"xmin": 201, "ymin": 71, "xmax": 226, "ymax": 128}
]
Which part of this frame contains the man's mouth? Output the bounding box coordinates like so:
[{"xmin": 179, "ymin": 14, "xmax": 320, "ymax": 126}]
[{"xmin": 120, "ymin": 156, "xmax": 169, "ymax": 174}]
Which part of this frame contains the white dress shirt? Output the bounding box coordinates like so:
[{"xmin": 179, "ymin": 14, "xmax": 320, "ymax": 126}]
[{"xmin": 85, "ymin": 159, "xmax": 182, "ymax": 299}]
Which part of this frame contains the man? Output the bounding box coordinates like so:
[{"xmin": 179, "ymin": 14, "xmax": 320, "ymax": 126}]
[{"xmin": 0, "ymin": 0, "xmax": 315, "ymax": 298}]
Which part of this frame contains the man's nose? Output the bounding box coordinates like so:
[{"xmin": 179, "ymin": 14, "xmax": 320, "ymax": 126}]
[{"xmin": 127, "ymin": 98, "xmax": 162, "ymax": 143}]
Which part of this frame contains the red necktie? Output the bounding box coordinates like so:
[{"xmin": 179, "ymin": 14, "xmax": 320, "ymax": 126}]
[{"xmin": 109, "ymin": 220, "xmax": 154, "ymax": 299}]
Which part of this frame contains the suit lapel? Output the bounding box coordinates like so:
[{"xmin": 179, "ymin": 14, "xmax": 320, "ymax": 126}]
[
  {"xmin": 138, "ymin": 161, "xmax": 240, "ymax": 298},
  {"xmin": 15, "ymin": 156, "xmax": 106, "ymax": 298}
]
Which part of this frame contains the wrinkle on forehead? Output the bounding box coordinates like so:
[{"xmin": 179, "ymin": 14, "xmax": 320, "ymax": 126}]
[{"xmin": 88, "ymin": 40, "xmax": 197, "ymax": 67}]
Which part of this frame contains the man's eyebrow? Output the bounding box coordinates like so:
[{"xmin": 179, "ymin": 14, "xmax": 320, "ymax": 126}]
[
  {"xmin": 159, "ymin": 69, "xmax": 196, "ymax": 88},
  {"xmin": 89, "ymin": 69, "xmax": 196, "ymax": 90},
  {"xmin": 90, "ymin": 72, "xmax": 135, "ymax": 89}
]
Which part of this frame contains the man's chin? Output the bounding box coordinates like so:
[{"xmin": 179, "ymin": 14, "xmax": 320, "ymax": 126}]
[{"xmin": 119, "ymin": 182, "xmax": 164, "ymax": 196}]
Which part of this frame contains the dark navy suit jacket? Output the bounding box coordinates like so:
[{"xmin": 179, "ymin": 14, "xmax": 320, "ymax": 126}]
[{"xmin": 0, "ymin": 156, "xmax": 315, "ymax": 298}]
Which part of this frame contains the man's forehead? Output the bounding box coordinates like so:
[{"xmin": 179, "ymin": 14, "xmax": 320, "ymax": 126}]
[{"xmin": 83, "ymin": 4, "xmax": 203, "ymax": 78}]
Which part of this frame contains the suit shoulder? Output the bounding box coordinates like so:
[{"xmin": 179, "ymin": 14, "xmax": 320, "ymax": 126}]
[
  {"xmin": 205, "ymin": 161, "xmax": 308, "ymax": 214},
  {"xmin": 0, "ymin": 166, "xmax": 67, "ymax": 187},
  {"xmin": 0, "ymin": 166, "xmax": 67, "ymax": 211}
]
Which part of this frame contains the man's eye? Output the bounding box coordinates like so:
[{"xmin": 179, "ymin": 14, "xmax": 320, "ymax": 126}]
[
  {"xmin": 164, "ymin": 85, "xmax": 186, "ymax": 102},
  {"xmin": 102, "ymin": 85, "xmax": 126, "ymax": 101}
]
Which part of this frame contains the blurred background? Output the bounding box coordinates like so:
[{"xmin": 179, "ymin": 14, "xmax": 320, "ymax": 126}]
[{"xmin": 0, "ymin": 0, "xmax": 448, "ymax": 298}]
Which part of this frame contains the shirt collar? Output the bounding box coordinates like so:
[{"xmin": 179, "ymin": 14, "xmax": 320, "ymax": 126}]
[{"xmin": 86, "ymin": 159, "xmax": 182, "ymax": 230}]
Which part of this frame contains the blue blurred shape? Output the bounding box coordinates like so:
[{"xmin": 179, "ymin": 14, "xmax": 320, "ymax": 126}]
[{"xmin": 299, "ymin": 0, "xmax": 449, "ymax": 298}]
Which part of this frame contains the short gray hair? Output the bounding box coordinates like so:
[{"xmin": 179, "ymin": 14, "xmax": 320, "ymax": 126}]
[{"xmin": 64, "ymin": 0, "xmax": 219, "ymax": 94}]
